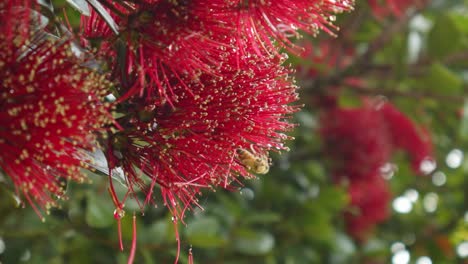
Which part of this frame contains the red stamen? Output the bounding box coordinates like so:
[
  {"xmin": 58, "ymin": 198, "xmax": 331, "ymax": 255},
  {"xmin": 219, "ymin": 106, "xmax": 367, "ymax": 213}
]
[{"xmin": 127, "ymin": 214, "xmax": 137, "ymax": 264}]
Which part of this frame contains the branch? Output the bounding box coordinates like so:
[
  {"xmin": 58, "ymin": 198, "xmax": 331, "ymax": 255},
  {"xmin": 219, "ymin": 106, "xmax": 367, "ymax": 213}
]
[
  {"xmin": 346, "ymin": 82, "xmax": 466, "ymax": 103},
  {"xmin": 307, "ymin": 6, "xmax": 425, "ymax": 92},
  {"xmin": 360, "ymin": 50, "xmax": 468, "ymax": 78}
]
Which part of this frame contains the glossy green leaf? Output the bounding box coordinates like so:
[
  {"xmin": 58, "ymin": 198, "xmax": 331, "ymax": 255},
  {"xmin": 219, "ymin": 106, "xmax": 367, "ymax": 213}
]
[{"xmin": 66, "ymin": 0, "xmax": 90, "ymax": 15}]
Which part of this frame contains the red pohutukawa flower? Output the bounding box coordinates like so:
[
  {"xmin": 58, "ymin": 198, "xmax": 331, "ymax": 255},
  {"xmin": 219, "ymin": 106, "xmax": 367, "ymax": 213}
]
[
  {"xmin": 0, "ymin": 0, "xmax": 36, "ymax": 42},
  {"xmin": 380, "ymin": 103, "xmax": 433, "ymax": 174},
  {"xmin": 299, "ymin": 38, "xmax": 355, "ymax": 79},
  {"xmin": 203, "ymin": 0, "xmax": 354, "ymax": 55},
  {"xmin": 320, "ymin": 104, "xmax": 392, "ymax": 181},
  {"xmin": 109, "ymin": 51, "xmax": 298, "ymax": 220},
  {"xmin": 368, "ymin": 0, "xmax": 423, "ymax": 18},
  {"xmin": 0, "ymin": 5, "xmax": 111, "ymax": 217},
  {"xmin": 321, "ymin": 100, "xmax": 434, "ymax": 180},
  {"xmin": 81, "ymin": 1, "xmax": 232, "ymax": 102},
  {"xmin": 81, "ymin": 0, "xmax": 354, "ymax": 102},
  {"xmin": 320, "ymin": 100, "xmax": 433, "ymax": 239},
  {"xmin": 345, "ymin": 176, "xmax": 391, "ymax": 241}
]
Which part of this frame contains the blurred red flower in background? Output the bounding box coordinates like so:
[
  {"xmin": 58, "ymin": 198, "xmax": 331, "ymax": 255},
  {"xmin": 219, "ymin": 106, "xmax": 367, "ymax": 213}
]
[
  {"xmin": 345, "ymin": 176, "xmax": 391, "ymax": 241},
  {"xmin": 368, "ymin": 0, "xmax": 424, "ymax": 18},
  {"xmin": 320, "ymin": 100, "xmax": 433, "ymax": 240},
  {"xmin": 321, "ymin": 105, "xmax": 392, "ymax": 181}
]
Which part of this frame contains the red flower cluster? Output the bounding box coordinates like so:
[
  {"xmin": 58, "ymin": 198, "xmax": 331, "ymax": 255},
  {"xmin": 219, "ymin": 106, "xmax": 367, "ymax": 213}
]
[
  {"xmin": 78, "ymin": 0, "xmax": 354, "ymax": 220},
  {"xmin": 320, "ymin": 101, "xmax": 433, "ymax": 240},
  {"xmin": 368, "ymin": 0, "xmax": 424, "ymax": 18},
  {"xmin": 321, "ymin": 105, "xmax": 392, "ymax": 181},
  {"xmin": 345, "ymin": 176, "xmax": 391, "ymax": 240},
  {"xmin": 109, "ymin": 52, "xmax": 298, "ymax": 218},
  {"xmin": 81, "ymin": 0, "xmax": 354, "ymax": 101},
  {"xmin": 381, "ymin": 103, "xmax": 433, "ymax": 173},
  {"xmin": 299, "ymin": 39, "xmax": 355, "ymax": 78},
  {"xmin": 202, "ymin": 0, "xmax": 353, "ymax": 54},
  {"xmin": 0, "ymin": 3, "xmax": 111, "ymax": 216}
]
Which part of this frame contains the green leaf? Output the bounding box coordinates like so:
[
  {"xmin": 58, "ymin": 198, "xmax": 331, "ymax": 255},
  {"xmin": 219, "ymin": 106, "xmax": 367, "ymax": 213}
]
[
  {"xmin": 85, "ymin": 192, "xmax": 114, "ymax": 228},
  {"xmin": 459, "ymin": 100, "xmax": 468, "ymax": 139},
  {"xmin": 295, "ymin": 111, "xmax": 317, "ymax": 129},
  {"xmin": 363, "ymin": 238, "xmax": 387, "ymax": 256},
  {"xmin": 450, "ymin": 13, "xmax": 468, "ymax": 34},
  {"xmin": 241, "ymin": 212, "xmax": 281, "ymax": 224},
  {"xmin": 66, "ymin": 0, "xmax": 90, "ymax": 15},
  {"xmin": 329, "ymin": 233, "xmax": 356, "ymax": 263},
  {"xmin": 38, "ymin": 0, "xmax": 54, "ymax": 11},
  {"xmin": 185, "ymin": 216, "xmax": 225, "ymax": 248},
  {"xmin": 316, "ymin": 185, "xmax": 348, "ymax": 212},
  {"xmin": 428, "ymin": 15, "xmax": 462, "ymax": 59},
  {"xmin": 352, "ymin": 20, "xmax": 381, "ymax": 42},
  {"xmin": 417, "ymin": 63, "xmax": 463, "ymax": 95},
  {"xmin": 141, "ymin": 219, "xmax": 169, "ymax": 244},
  {"xmin": 86, "ymin": 0, "xmax": 119, "ymax": 34},
  {"xmin": 0, "ymin": 183, "xmax": 21, "ymax": 209},
  {"xmin": 233, "ymin": 229, "xmax": 275, "ymax": 255}
]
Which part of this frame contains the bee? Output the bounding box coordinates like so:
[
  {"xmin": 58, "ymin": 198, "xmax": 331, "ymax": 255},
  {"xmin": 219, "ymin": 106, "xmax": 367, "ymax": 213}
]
[{"xmin": 237, "ymin": 147, "xmax": 270, "ymax": 174}]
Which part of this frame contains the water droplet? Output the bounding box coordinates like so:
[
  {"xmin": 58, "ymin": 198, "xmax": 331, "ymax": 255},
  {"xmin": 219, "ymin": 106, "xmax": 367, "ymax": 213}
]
[
  {"xmin": 380, "ymin": 163, "xmax": 397, "ymax": 179},
  {"xmin": 105, "ymin": 94, "xmax": 116, "ymax": 102},
  {"xmin": 113, "ymin": 208, "xmax": 125, "ymax": 219},
  {"xmin": 240, "ymin": 188, "xmax": 254, "ymax": 200}
]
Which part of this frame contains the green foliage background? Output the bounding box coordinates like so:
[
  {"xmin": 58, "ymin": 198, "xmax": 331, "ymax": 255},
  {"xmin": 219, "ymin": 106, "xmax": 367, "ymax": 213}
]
[{"xmin": 1, "ymin": 0, "xmax": 467, "ymax": 263}]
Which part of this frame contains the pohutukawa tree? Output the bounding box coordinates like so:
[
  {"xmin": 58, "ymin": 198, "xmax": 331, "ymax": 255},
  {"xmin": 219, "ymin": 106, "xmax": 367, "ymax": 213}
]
[{"xmin": 3, "ymin": 0, "xmax": 463, "ymax": 263}]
